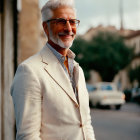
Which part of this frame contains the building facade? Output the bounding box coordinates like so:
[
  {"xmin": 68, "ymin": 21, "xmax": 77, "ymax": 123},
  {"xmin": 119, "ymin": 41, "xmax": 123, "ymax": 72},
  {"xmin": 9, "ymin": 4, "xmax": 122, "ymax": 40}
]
[
  {"xmin": 0, "ymin": 0, "xmax": 16, "ymax": 140},
  {"xmin": 1, "ymin": 0, "xmax": 46, "ymax": 139}
]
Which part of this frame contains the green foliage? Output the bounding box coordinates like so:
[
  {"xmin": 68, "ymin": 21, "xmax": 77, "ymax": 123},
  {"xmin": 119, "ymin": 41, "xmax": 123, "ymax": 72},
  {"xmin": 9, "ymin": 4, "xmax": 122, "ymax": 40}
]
[
  {"xmin": 129, "ymin": 66, "xmax": 140, "ymax": 87},
  {"xmin": 71, "ymin": 32, "xmax": 134, "ymax": 81}
]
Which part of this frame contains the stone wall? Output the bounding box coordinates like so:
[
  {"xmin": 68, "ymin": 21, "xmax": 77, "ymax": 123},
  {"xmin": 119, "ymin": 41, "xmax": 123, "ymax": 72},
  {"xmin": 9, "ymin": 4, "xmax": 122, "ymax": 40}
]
[
  {"xmin": 18, "ymin": 0, "xmax": 45, "ymax": 63},
  {"xmin": 0, "ymin": 0, "xmax": 15, "ymax": 140},
  {"xmin": 0, "ymin": 0, "xmax": 48, "ymax": 139},
  {"xmin": 0, "ymin": 11, "xmax": 2, "ymax": 140}
]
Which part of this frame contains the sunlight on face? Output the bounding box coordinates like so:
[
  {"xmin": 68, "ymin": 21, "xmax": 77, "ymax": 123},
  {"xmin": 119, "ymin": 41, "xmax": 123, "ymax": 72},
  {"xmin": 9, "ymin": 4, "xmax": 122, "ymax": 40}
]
[{"xmin": 48, "ymin": 6, "xmax": 77, "ymax": 49}]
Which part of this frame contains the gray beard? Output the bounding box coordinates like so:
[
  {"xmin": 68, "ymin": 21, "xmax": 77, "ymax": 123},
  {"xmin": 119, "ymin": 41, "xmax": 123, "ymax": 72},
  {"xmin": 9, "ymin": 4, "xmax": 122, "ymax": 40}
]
[{"xmin": 49, "ymin": 30, "xmax": 73, "ymax": 49}]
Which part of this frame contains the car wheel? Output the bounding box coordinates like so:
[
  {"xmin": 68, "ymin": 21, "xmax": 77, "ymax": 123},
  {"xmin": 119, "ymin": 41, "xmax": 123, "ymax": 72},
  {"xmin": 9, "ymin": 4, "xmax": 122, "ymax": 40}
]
[
  {"xmin": 102, "ymin": 105, "xmax": 110, "ymax": 109},
  {"xmin": 115, "ymin": 105, "xmax": 121, "ymax": 110}
]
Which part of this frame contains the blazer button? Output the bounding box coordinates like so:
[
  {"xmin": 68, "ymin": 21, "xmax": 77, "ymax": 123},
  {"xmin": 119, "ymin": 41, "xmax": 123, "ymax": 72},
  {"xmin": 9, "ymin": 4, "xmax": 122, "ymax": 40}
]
[
  {"xmin": 75, "ymin": 104, "xmax": 79, "ymax": 108},
  {"xmin": 80, "ymin": 123, "xmax": 83, "ymax": 127}
]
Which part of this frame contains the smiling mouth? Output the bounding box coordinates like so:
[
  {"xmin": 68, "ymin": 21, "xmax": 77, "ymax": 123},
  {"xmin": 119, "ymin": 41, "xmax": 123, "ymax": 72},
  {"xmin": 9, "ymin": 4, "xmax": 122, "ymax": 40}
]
[
  {"xmin": 59, "ymin": 34, "xmax": 73, "ymax": 38},
  {"xmin": 58, "ymin": 32, "xmax": 74, "ymax": 38}
]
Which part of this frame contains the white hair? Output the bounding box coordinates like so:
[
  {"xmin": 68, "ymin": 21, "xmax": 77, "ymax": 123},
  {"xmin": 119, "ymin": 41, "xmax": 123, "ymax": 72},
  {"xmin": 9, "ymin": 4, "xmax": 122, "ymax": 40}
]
[{"xmin": 41, "ymin": 0, "xmax": 76, "ymax": 22}]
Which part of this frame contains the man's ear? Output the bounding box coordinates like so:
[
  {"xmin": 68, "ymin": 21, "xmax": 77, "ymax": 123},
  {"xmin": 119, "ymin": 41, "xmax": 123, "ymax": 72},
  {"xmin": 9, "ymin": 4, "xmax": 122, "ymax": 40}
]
[{"xmin": 42, "ymin": 22, "xmax": 49, "ymax": 37}]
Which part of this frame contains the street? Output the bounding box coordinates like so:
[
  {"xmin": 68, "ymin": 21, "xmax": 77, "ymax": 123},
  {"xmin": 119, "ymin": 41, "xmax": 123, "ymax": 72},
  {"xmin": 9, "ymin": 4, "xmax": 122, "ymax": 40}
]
[{"xmin": 91, "ymin": 103, "xmax": 140, "ymax": 140}]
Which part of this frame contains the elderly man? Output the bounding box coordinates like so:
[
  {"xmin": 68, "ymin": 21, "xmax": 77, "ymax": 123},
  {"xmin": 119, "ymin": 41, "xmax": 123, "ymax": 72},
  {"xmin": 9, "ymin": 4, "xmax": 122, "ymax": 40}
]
[{"xmin": 11, "ymin": 0, "xmax": 96, "ymax": 140}]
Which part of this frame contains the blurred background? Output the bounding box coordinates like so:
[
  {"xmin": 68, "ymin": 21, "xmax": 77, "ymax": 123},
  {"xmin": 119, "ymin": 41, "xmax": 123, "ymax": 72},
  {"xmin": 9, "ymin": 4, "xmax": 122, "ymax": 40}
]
[{"xmin": 0, "ymin": 0, "xmax": 140, "ymax": 140}]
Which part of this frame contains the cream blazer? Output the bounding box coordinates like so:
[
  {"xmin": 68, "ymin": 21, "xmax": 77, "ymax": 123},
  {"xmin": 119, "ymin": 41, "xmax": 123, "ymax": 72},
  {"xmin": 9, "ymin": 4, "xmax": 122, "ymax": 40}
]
[{"xmin": 11, "ymin": 44, "xmax": 96, "ymax": 140}]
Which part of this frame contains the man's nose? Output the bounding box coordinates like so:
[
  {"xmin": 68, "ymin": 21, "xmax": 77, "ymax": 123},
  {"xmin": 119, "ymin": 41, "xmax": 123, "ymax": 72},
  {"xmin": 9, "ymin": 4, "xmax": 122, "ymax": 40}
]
[{"xmin": 64, "ymin": 21, "xmax": 72, "ymax": 32}]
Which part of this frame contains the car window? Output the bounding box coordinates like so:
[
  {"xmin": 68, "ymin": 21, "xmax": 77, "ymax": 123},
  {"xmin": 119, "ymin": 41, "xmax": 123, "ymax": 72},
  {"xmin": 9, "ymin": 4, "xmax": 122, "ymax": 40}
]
[
  {"xmin": 100, "ymin": 85, "xmax": 113, "ymax": 91},
  {"xmin": 86, "ymin": 84, "xmax": 97, "ymax": 92}
]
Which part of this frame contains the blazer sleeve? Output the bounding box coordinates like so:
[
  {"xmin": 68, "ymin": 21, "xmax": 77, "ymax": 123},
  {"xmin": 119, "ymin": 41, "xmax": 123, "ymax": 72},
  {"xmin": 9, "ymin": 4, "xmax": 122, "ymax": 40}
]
[
  {"xmin": 11, "ymin": 63, "xmax": 42, "ymax": 140},
  {"xmin": 85, "ymin": 104, "xmax": 96, "ymax": 140},
  {"xmin": 79, "ymin": 67, "xmax": 96, "ymax": 140}
]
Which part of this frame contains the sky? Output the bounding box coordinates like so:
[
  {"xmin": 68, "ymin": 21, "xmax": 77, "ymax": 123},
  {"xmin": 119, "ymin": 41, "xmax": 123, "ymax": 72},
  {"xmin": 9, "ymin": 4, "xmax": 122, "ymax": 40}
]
[{"xmin": 39, "ymin": 0, "xmax": 140, "ymax": 35}]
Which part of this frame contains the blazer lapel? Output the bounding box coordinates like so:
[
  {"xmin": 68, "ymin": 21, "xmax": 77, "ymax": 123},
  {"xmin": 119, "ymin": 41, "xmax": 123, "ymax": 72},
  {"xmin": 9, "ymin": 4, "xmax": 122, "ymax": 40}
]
[
  {"xmin": 40, "ymin": 45, "xmax": 78, "ymax": 105},
  {"xmin": 73, "ymin": 62, "xmax": 79, "ymax": 89}
]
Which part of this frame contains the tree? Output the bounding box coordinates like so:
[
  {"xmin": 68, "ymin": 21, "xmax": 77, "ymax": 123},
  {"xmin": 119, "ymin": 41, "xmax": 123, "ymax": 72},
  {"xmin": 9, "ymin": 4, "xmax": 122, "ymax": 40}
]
[{"xmin": 71, "ymin": 31, "xmax": 133, "ymax": 81}]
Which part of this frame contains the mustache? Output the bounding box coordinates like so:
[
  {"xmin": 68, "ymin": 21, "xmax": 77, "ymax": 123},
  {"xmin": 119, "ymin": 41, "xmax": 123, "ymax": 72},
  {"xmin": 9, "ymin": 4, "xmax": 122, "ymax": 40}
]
[{"xmin": 58, "ymin": 32, "xmax": 74, "ymax": 36}]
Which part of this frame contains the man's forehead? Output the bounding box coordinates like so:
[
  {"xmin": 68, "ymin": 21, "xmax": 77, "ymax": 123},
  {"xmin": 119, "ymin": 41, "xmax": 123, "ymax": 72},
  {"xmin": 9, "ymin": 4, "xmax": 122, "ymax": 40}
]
[{"xmin": 52, "ymin": 6, "xmax": 76, "ymax": 18}]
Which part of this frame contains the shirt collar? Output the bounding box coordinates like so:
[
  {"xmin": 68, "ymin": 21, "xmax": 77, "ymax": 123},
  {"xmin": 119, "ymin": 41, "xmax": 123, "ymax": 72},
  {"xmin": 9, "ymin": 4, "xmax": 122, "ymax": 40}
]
[{"xmin": 46, "ymin": 42, "xmax": 75, "ymax": 60}]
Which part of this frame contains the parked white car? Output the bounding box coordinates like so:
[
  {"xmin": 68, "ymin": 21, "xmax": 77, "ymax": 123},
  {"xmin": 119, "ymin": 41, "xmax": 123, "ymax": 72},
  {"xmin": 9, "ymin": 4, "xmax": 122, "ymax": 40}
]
[{"xmin": 88, "ymin": 82, "xmax": 125, "ymax": 110}]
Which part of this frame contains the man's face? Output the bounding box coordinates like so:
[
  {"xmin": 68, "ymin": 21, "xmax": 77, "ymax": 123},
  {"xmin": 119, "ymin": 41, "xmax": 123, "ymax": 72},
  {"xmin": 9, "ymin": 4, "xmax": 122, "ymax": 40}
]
[{"xmin": 46, "ymin": 6, "xmax": 77, "ymax": 49}]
